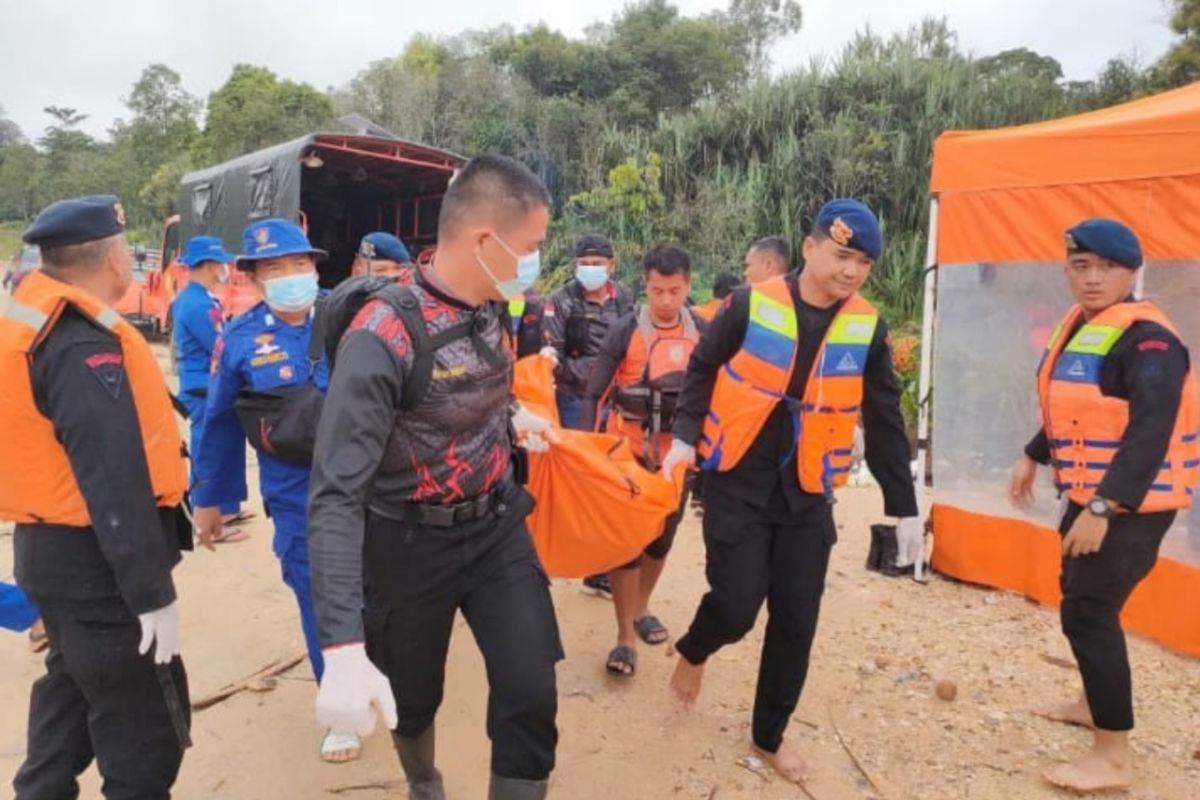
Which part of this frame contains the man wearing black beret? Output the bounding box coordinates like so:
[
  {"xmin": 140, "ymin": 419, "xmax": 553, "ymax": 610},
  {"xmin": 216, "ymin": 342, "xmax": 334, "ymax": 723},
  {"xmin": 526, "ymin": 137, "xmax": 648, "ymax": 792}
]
[
  {"xmin": 0, "ymin": 195, "xmax": 193, "ymax": 797},
  {"xmin": 1010, "ymin": 218, "xmax": 1197, "ymax": 793}
]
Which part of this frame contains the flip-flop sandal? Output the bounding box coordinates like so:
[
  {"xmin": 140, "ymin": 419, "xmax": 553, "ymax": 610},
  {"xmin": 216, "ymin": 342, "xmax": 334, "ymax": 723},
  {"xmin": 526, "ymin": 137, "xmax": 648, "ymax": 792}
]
[
  {"xmin": 634, "ymin": 615, "xmax": 669, "ymax": 645},
  {"xmin": 605, "ymin": 645, "xmax": 637, "ymax": 678},
  {"xmin": 212, "ymin": 526, "xmax": 250, "ymax": 544},
  {"xmin": 223, "ymin": 511, "xmax": 257, "ymax": 525},
  {"xmin": 320, "ymin": 730, "xmax": 362, "ymax": 764}
]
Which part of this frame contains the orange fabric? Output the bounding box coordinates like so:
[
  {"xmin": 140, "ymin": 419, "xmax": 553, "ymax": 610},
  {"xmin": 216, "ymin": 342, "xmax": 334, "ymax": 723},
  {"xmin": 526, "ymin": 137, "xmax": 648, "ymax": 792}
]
[
  {"xmin": 932, "ymin": 84, "xmax": 1200, "ymax": 264},
  {"xmin": 699, "ymin": 277, "xmax": 876, "ymax": 496},
  {"xmin": 525, "ymin": 431, "xmax": 686, "ymax": 577},
  {"xmin": 1037, "ymin": 303, "xmax": 1199, "ymax": 511},
  {"xmin": 932, "ymin": 504, "xmax": 1200, "ymax": 658},
  {"xmin": 513, "ymin": 353, "xmax": 686, "ymax": 576},
  {"xmin": 936, "ymin": 175, "xmax": 1200, "ymax": 264},
  {"xmin": 0, "ymin": 271, "xmax": 188, "ymax": 526},
  {"xmin": 932, "ymin": 82, "xmax": 1200, "ymax": 193},
  {"xmin": 512, "ymin": 354, "xmax": 559, "ymax": 427}
]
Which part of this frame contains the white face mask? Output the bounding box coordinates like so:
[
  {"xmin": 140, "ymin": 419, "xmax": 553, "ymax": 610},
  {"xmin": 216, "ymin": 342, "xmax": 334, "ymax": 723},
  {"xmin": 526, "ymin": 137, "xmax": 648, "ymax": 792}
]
[{"xmin": 216, "ymin": 264, "xmax": 231, "ymax": 285}]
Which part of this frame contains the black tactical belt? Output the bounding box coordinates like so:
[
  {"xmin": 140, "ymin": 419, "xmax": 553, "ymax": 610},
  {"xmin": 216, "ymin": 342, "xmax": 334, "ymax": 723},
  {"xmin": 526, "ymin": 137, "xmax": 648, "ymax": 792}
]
[{"xmin": 401, "ymin": 485, "xmax": 507, "ymax": 528}]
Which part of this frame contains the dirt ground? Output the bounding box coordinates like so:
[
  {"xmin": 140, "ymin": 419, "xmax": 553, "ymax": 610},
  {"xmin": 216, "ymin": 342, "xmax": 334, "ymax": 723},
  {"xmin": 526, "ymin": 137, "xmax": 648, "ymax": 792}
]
[{"xmin": 2, "ymin": 349, "xmax": 1199, "ymax": 799}]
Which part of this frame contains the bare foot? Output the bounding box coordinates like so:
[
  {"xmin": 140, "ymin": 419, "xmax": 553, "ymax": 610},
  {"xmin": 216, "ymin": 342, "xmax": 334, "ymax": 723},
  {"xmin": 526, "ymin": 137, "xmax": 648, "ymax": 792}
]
[
  {"xmin": 754, "ymin": 741, "xmax": 812, "ymax": 784},
  {"xmin": 1033, "ymin": 698, "xmax": 1096, "ymax": 729},
  {"xmin": 670, "ymin": 657, "xmax": 704, "ymax": 708},
  {"xmin": 1043, "ymin": 749, "xmax": 1132, "ymax": 793}
]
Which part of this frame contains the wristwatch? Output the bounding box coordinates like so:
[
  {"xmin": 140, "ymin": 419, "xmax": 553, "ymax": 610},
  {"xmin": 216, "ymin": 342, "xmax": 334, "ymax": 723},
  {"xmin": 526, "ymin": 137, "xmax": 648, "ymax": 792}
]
[{"xmin": 1087, "ymin": 497, "xmax": 1116, "ymax": 519}]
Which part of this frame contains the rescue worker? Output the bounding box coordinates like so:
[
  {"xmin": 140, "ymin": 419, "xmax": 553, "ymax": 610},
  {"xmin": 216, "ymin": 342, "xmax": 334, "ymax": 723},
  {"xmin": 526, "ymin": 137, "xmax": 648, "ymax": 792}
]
[
  {"xmin": 171, "ymin": 235, "xmax": 249, "ymax": 541},
  {"xmin": 663, "ymin": 200, "xmax": 922, "ymax": 785},
  {"xmin": 743, "ymin": 236, "xmax": 791, "ymax": 285},
  {"xmin": 1009, "ymin": 219, "xmax": 1197, "ymax": 794},
  {"xmin": 308, "ymin": 154, "xmax": 561, "ymax": 800},
  {"xmin": 189, "ymin": 219, "xmax": 362, "ymax": 764},
  {"xmin": 694, "ymin": 270, "xmax": 740, "ymax": 322},
  {"xmin": 350, "ymin": 231, "xmax": 413, "ymax": 278},
  {"xmin": 0, "ymin": 195, "xmax": 191, "ymax": 798},
  {"xmin": 507, "ymin": 286, "xmax": 547, "ymax": 358},
  {"xmin": 544, "ymin": 232, "xmax": 635, "ymax": 598},
  {"xmin": 581, "ymin": 245, "xmax": 706, "ymax": 678}
]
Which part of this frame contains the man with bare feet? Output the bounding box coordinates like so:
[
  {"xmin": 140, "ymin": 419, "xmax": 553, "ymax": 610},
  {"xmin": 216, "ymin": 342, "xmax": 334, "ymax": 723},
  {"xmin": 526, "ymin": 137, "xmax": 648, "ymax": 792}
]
[
  {"xmin": 1010, "ymin": 219, "xmax": 1197, "ymax": 794},
  {"xmin": 663, "ymin": 200, "xmax": 921, "ymax": 785}
]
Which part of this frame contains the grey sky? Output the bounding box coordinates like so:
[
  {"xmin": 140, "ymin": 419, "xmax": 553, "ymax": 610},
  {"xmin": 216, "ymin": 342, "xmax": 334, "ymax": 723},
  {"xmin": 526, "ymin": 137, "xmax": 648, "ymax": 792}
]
[{"xmin": 0, "ymin": 0, "xmax": 1177, "ymax": 140}]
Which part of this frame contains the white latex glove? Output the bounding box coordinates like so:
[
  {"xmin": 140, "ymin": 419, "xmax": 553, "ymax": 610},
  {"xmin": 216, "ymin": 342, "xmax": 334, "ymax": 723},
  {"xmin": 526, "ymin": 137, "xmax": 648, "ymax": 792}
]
[
  {"xmin": 512, "ymin": 404, "xmax": 558, "ymax": 443},
  {"xmin": 660, "ymin": 439, "xmax": 697, "ymax": 477},
  {"xmin": 138, "ymin": 601, "xmax": 181, "ymax": 665},
  {"xmin": 895, "ymin": 516, "xmax": 927, "ymax": 582},
  {"xmin": 316, "ymin": 643, "xmax": 399, "ymax": 736},
  {"xmin": 538, "ymin": 346, "xmax": 560, "ymax": 368}
]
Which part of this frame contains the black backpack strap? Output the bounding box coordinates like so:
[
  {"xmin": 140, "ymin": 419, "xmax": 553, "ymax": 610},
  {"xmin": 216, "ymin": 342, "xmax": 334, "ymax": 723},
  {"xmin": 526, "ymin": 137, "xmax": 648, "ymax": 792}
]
[{"xmin": 308, "ymin": 297, "xmax": 326, "ymax": 365}]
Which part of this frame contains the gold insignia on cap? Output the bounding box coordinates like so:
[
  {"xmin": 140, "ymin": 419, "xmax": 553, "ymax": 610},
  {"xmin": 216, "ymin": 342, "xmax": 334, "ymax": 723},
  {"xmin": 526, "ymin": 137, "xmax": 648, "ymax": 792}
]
[
  {"xmin": 254, "ymin": 227, "xmax": 271, "ymax": 247},
  {"xmin": 1065, "ymin": 232, "xmax": 1078, "ymax": 251},
  {"xmin": 113, "ymin": 202, "xmax": 126, "ymax": 227},
  {"xmin": 830, "ymin": 216, "xmax": 854, "ymax": 247}
]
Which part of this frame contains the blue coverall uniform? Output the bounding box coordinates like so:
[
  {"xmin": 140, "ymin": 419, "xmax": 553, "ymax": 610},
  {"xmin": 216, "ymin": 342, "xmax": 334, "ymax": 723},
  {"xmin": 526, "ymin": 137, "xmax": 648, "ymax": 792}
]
[
  {"xmin": 172, "ymin": 280, "xmax": 243, "ymax": 515},
  {"xmin": 192, "ymin": 301, "xmax": 329, "ymax": 679}
]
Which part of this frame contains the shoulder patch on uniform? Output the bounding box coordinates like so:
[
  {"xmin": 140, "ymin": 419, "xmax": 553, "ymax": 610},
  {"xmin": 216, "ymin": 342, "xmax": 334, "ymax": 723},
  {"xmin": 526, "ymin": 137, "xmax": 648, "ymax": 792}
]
[
  {"xmin": 85, "ymin": 351, "xmax": 124, "ymax": 400},
  {"xmin": 1138, "ymin": 340, "xmax": 1169, "ymax": 352}
]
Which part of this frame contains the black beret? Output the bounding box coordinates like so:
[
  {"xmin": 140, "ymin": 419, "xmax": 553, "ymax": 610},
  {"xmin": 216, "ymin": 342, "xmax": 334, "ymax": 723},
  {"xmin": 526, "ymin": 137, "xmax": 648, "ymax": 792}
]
[
  {"xmin": 1065, "ymin": 219, "xmax": 1142, "ymax": 270},
  {"xmin": 23, "ymin": 194, "xmax": 126, "ymax": 248}
]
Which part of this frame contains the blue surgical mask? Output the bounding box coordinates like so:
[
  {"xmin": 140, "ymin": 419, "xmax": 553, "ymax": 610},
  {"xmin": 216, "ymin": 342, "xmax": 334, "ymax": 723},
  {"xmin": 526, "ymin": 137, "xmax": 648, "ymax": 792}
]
[
  {"xmin": 575, "ymin": 265, "xmax": 609, "ymax": 291},
  {"xmin": 263, "ymin": 272, "xmax": 319, "ymax": 313},
  {"xmin": 477, "ymin": 234, "xmax": 541, "ymax": 301}
]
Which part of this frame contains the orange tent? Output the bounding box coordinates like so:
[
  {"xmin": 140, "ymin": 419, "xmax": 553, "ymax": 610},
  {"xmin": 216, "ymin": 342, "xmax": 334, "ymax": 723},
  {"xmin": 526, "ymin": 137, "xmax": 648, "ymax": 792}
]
[{"xmin": 925, "ymin": 82, "xmax": 1200, "ymax": 658}]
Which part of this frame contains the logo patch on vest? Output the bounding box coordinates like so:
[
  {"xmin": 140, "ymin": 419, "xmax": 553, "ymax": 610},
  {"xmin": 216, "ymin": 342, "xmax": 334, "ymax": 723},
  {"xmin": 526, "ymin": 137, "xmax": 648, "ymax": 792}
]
[
  {"xmin": 85, "ymin": 351, "xmax": 124, "ymax": 400},
  {"xmin": 836, "ymin": 352, "xmax": 858, "ymax": 372},
  {"xmin": 1066, "ymin": 358, "xmax": 1087, "ymax": 378},
  {"xmin": 668, "ymin": 344, "xmax": 686, "ymax": 365},
  {"xmin": 1076, "ymin": 332, "xmax": 1107, "ymax": 347},
  {"xmin": 845, "ymin": 321, "xmax": 874, "ymax": 339}
]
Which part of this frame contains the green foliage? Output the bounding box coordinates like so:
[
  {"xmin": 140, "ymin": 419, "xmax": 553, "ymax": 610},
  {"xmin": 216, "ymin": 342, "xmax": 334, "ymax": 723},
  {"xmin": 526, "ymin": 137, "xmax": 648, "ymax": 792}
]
[
  {"xmin": 195, "ymin": 65, "xmax": 334, "ymax": 165},
  {"xmin": 0, "ymin": 220, "xmax": 24, "ymax": 261},
  {"xmin": 1152, "ymin": 0, "xmax": 1200, "ymax": 88}
]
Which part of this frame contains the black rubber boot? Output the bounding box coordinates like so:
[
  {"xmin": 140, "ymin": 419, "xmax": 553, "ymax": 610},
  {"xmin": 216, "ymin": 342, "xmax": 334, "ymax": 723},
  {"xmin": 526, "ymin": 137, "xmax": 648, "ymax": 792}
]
[
  {"xmin": 392, "ymin": 727, "xmax": 446, "ymax": 800},
  {"xmin": 488, "ymin": 774, "xmax": 549, "ymax": 800},
  {"xmin": 869, "ymin": 524, "xmax": 902, "ymax": 576},
  {"xmin": 865, "ymin": 525, "xmax": 883, "ymax": 571}
]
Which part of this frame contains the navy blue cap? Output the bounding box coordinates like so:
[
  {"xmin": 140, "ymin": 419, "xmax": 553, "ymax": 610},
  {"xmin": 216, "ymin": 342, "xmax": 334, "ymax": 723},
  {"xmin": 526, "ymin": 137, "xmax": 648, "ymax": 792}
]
[
  {"xmin": 23, "ymin": 194, "xmax": 126, "ymax": 248},
  {"xmin": 359, "ymin": 232, "xmax": 412, "ymax": 263},
  {"xmin": 237, "ymin": 219, "xmax": 327, "ymax": 270},
  {"xmin": 575, "ymin": 233, "xmax": 614, "ymax": 259},
  {"xmin": 180, "ymin": 236, "xmax": 235, "ymax": 268},
  {"xmin": 1065, "ymin": 219, "xmax": 1142, "ymax": 269},
  {"xmin": 814, "ymin": 199, "xmax": 882, "ymax": 261}
]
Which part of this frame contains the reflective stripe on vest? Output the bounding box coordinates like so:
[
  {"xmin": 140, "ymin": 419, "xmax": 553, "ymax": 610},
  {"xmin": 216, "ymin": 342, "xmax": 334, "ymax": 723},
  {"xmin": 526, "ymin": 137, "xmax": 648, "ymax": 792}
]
[
  {"xmin": 698, "ymin": 276, "xmax": 877, "ymax": 498},
  {"xmin": 1037, "ymin": 302, "xmax": 1200, "ymax": 511},
  {"xmin": 0, "ymin": 271, "xmax": 188, "ymax": 526},
  {"xmin": 507, "ymin": 297, "xmax": 526, "ymax": 334}
]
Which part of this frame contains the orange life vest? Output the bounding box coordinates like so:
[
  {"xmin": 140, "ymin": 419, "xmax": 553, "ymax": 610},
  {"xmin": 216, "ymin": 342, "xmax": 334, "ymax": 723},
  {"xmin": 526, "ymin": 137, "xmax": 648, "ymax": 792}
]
[
  {"xmin": 1037, "ymin": 301, "xmax": 1199, "ymax": 511},
  {"xmin": 607, "ymin": 307, "xmax": 702, "ymax": 466},
  {"xmin": 0, "ymin": 271, "xmax": 187, "ymax": 526},
  {"xmin": 698, "ymin": 275, "xmax": 878, "ymax": 499}
]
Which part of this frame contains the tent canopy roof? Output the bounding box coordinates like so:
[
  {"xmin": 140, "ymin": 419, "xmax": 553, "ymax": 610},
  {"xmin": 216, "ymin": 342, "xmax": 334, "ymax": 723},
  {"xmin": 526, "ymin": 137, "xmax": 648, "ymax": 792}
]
[{"xmin": 931, "ymin": 82, "xmax": 1200, "ymax": 194}]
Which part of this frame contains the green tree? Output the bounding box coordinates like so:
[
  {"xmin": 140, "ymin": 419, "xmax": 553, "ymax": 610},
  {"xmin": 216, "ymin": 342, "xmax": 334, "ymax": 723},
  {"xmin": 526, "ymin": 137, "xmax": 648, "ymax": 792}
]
[
  {"xmin": 0, "ymin": 142, "xmax": 43, "ymax": 221},
  {"xmin": 1153, "ymin": 0, "xmax": 1200, "ymax": 88},
  {"xmin": 195, "ymin": 65, "xmax": 334, "ymax": 164},
  {"xmin": 717, "ymin": 0, "xmax": 803, "ymax": 77}
]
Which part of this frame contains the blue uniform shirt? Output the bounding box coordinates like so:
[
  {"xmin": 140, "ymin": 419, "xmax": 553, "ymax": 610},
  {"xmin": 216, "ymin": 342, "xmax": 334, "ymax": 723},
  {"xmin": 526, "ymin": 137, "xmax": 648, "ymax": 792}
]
[
  {"xmin": 192, "ymin": 301, "xmax": 329, "ymax": 554},
  {"xmin": 172, "ymin": 281, "xmax": 225, "ymax": 395}
]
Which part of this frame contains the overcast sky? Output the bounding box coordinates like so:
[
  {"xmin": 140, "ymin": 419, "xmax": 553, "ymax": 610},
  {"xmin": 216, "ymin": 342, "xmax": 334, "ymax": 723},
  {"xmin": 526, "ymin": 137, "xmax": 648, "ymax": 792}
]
[{"xmin": 0, "ymin": 0, "xmax": 1177, "ymax": 140}]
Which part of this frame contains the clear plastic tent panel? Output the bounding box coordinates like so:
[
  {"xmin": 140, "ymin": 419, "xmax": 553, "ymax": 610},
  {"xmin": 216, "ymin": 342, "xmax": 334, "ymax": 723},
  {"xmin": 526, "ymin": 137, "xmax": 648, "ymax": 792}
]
[{"xmin": 931, "ymin": 260, "xmax": 1200, "ymax": 568}]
